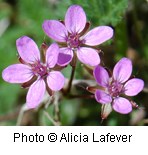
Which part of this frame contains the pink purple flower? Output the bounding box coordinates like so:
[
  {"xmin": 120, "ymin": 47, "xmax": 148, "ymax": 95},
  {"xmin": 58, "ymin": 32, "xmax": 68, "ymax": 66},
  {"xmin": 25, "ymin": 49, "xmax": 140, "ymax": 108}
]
[
  {"xmin": 93, "ymin": 58, "xmax": 144, "ymax": 114},
  {"xmin": 42, "ymin": 5, "xmax": 113, "ymax": 67},
  {"xmin": 2, "ymin": 36, "xmax": 65, "ymax": 108}
]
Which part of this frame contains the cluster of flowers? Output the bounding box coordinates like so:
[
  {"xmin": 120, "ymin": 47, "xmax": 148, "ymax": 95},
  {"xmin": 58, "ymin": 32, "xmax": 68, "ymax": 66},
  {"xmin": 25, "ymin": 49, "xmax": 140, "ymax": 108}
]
[{"xmin": 2, "ymin": 5, "xmax": 144, "ymax": 115}]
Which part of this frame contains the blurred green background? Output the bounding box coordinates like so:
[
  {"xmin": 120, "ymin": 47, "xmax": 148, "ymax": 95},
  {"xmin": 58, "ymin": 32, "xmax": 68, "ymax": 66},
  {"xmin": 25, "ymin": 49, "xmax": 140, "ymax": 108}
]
[{"xmin": 0, "ymin": 0, "xmax": 148, "ymax": 126}]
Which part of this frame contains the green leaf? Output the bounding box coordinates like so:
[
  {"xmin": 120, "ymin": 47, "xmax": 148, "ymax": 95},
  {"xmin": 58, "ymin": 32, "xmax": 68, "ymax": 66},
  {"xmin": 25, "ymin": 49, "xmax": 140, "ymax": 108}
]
[
  {"xmin": 55, "ymin": 0, "xmax": 128, "ymax": 26},
  {"xmin": 60, "ymin": 98, "xmax": 80, "ymax": 125},
  {"xmin": 0, "ymin": 83, "xmax": 20, "ymax": 114}
]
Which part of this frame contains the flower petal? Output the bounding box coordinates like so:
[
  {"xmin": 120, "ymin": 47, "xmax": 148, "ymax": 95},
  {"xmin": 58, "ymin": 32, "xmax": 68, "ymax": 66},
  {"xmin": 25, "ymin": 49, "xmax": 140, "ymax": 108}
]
[
  {"xmin": 47, "ymin": 71, "xmax": 65, "ymax": 91},
  {"xmin": 113, "ymin": 58, "xmax": 132, "ymax": 83},
  {"xmin": 83, "ymin": 26, "xmax": 113, "ymax": 46},
  {"xmin": 2, "ymin": 64, "xmax": 33, "ymax": 83},
  {"xmin": 16, "ymin": 36, "xmax": 40, "ymax": 63},
  {"xmin": 93, "ymin": 65, "xmax": 110, "ymax": 87},
  {"xmin": 95, "ymin": 90, "xmax": 112, "ymax": 104},
  {"xmin": 113, "ymin": 97, "xmax": 132, "ymax": 114},
  {"xmin": 46, "ymin": 43, "xmax": 59, "ymax": 68},
  {"xmin": 77, "ymin": 47, "xmax": 100, "ymax": 66},
  {"xmin": 57, "ymin": 48, "xmax": 73, "ymax": 66},
  {"xmin": 27, "ymin": 79, "xmax": 46, "ymax": 109},
  {"xmin": 124, "ymin": 78, "xmax": 144, "ymax": 96},
  {"xmin": 42, "ymin": 20, "xmax": 68, "ymax": 42},
  {"xmin": 65, "ymin": 5, "xmax": 86, "ymax": 33}
]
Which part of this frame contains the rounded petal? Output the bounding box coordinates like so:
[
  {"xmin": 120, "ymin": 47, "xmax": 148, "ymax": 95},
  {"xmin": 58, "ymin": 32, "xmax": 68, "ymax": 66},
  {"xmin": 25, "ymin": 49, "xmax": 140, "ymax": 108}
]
[
  {"xmin": 112, "ymin": 97, "xmax": 132, "ymax": 114},
  {"xmin": 65, "ymin": 5, "xmax": 86, "ymax": 33},
  {"xmin": 124, "ymin": 78, "xmax": 144, "ymax": 96},
  {"xmin": 95, "ymin": 90, "xmax": 112, "ymax": 104},
  {"xmin": 2, "ymin": 64, "xmax": 33, "ymax": 83},
  {"xmin": 16, "ymin": 36, "xmax": 40, "ymax": 63},
  {"xmin": 83, "ymin": 26, "xmax": 113, "ymax": 46},
  {"xmin": 47, "ymin": 71, "xmax": 65, "ymax": 91},
  {"xmin": 57, "ymin": 48, "xmax": 73, "ymax": 66},
  {"xmin": 42, "ymin": 20, "xmax": 68, "ymax": 42},
  {"xmin": 27, "ymin": 79, "xmax": 46, "ymax": 109},
  {"xmin": 77, "ymin": 47, "xmax": 100, "ymax": 66},
  {"xmin": 93, "ymin": 65, "xmax": 110, "ymax": 87},
  {"xmin": 46, "ymin": 43, "xmax": 60, "ymax": 68},
  {"xmin": 113, "ymin": 58, "xmax": 132, "ymax": 83}
]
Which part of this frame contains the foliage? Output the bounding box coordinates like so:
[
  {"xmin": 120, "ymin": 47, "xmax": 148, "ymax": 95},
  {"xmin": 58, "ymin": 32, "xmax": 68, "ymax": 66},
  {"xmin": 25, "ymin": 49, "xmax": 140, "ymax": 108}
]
[{"xmin": 55, "ymin": 0, "xmax": 128, "ymax": 26}]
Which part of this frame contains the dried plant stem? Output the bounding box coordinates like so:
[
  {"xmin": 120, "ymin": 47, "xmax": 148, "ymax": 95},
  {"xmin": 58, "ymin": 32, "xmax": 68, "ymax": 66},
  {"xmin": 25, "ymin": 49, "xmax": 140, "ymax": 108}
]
[
  {"xmin": 16, "ymin": 104, "xmax": 28, "ymax": 126},
  {"xmin": 143, "ymin": 87, "xmax": 148, "ymax": 93}
]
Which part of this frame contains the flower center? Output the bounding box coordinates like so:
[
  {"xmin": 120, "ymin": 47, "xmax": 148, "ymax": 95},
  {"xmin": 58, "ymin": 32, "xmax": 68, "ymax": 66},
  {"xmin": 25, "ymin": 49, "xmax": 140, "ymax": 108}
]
[
  {"xmin": 108, "ymin": 80, "xmax": 123, "ymax": 98},
  {"xmin": 31, "ymin": 62, "xmax": 48, "ymax": 78},
  {"xmin": 67, "ymin": 33, "xmax": 83, "ymax": 49}
]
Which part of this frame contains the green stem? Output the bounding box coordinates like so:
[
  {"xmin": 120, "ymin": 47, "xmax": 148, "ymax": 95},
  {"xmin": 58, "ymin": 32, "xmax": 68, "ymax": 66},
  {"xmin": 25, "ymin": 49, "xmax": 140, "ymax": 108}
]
[
  {"xmin": 64, "ymin": 52, "xmax": 77, "ymax": 95},
  {"xmin": 44, "ymin": 110, "xmax": 60, "ymax": 126},
  {"xmin": 66, "ymin": 65, "xmax": 76, "ymax": 94}
]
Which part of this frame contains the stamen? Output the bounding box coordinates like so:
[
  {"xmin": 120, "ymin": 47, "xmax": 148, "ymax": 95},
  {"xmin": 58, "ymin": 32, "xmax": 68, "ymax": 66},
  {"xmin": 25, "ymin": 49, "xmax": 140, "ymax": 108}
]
[
  {"xmin": 67, "ymin": 33, "xmax": 82, "ymax": 49},
  {"xmin": 31, "ymin": 62, "xmax": 48, "ymax": 78},
  {"xmin": 108, "ymin": 80, "xmax": 123, "ymax": 97}
]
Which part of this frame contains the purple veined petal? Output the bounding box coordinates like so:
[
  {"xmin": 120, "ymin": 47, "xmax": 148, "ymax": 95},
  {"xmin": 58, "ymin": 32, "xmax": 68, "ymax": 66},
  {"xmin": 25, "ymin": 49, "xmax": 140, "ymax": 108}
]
[
  {"xmin": 77, "ymin": 47, "xmax": 100, "ymax": 66},
  {"xmin": 95, "ymin": 89, "xmax": 112, "ymax": 104},
  {"xmin": 124, "ymin": 78, "xmax": 144, "ymax": 96},
  {"xmin": 42, "ymin": 20, "xmax": 68, "ymax": 42},
  {"xmin": 93, "ymin": 65, "xmax": 110, "ymax": 87},
  {"xmin": 46, "ymin": 43, "xmax": 60, "ymax": 68},
  {"xmin": 65, "ymin": 5, "xmax": 86, "ymax": 33},
  {"xmin": 83, "ymin": 26, "xmax": 113, "ymax": 46},
  {"xmin": 47, "ymin": 71, "xmax": 65, "ymax": 91},
  {"xmin": 113, "ymin": 57, "xmax": 132, "ymax": 83},
  {"xmin": 26, "ymin": 79, "xmax": 46, "ymax": 109},
  {"xmin": 112, "ymin": 97, "xmax": 132, "ymax": 114},
  {"xmin": 16, "ymin": 36, "xmax": 40, "ymax": 64},
  {"xmin": 2, "ymin": 64, "xmax": 33, "ymax": 83},
  {"xmin": 57, "ymin": 47, "xmax": 73, "ymax": 66}
]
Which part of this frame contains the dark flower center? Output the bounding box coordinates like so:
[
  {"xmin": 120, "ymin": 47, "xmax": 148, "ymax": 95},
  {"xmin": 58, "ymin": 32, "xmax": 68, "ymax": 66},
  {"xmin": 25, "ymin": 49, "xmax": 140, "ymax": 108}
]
[
  {"xmin": 31, "ymin": 62, "xmax": 48, "ymax": 78},
  {"xmin": 67, "ymin": 33, "xmax": 83, "ymax": 49},
  {"xmin": 108, "ymin": 80, "xmax": 123, "ymax": 97}
]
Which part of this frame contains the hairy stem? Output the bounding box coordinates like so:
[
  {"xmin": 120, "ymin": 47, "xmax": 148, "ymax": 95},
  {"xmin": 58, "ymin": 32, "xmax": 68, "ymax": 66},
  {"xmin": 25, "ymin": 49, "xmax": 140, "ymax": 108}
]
[
  {"xmin": 64, "ymin": 52, "xmax": 77, "ymax": 95},
  {"xmin": 66, "ymin": 65, "xmax": 76, "ymax": 94},
  {"xmin": 53, "ymin": 93, "xmax": 61, "ymax": 125},
  {"xmin": 44, "ymin": 110, "xmax": 60, "ymax": 126}
]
